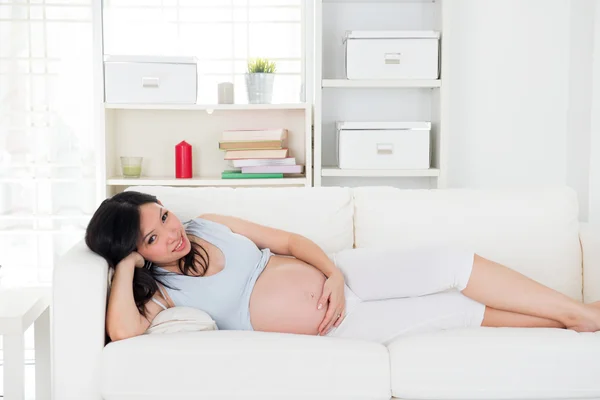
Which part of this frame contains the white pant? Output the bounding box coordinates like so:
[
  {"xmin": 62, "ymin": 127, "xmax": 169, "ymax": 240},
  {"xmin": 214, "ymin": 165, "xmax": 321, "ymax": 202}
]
[{"xmin": 325, "ymin": 246, "xmax": 486, "ymax": 344}]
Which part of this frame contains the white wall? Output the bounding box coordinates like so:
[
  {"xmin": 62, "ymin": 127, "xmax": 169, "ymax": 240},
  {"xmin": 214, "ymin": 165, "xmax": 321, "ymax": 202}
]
[
  {"xmin": 445, "ymin": 0, "xmax": 599, "ymax": 221},
  {"xmin": 589, "ymin": 0, "xmax": 600, "ymax": 224},
  {"xmin": 446, "ymin": 0, "xmax": 570, "ymax": 188},
  {"xmin": 566, "ymin": 0, "xmax": 595, "ymax": 222}
]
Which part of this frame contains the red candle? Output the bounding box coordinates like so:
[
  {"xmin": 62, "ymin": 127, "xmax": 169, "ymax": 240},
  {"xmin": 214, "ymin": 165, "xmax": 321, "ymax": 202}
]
[{"xmin": 175, "ymin": 141, "xmax": 192, "ymax": 178}]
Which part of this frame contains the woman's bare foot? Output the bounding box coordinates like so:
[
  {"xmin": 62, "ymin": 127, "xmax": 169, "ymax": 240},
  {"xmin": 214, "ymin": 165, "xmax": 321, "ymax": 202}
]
[{"xmin": 565, "ymin": 301, "xmax": 600, "ymax": 332}]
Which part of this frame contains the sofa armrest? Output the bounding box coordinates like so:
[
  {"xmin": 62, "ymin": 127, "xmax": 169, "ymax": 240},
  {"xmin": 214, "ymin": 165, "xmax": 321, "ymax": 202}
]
[
  {"xmin": 579, "ymin": 223, "xmax": 600, "ymax": 303},
  {"xmin": 52, "ymin": 240, "xmax": 109, "ymax": 400}
]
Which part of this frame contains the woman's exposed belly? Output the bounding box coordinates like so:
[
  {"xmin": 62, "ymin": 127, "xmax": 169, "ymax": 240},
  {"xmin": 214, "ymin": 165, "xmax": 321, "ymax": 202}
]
[{"xmin": 249, "ymin": 255, "xmax": 328, "ymax": 335}]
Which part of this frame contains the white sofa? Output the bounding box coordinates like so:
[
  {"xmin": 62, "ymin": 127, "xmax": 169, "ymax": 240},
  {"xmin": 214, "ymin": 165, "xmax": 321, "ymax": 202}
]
[{"xmin": 52, "ymin": 185, "xmax": 600, "ymax": 400}]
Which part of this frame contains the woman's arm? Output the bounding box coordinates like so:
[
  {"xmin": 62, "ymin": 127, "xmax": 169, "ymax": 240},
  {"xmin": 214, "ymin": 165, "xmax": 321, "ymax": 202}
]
[
  {"xmin": 106, "ymin": 253, "xmax": 164, "ymax": 341},
  {"xmin": 287, "ymin": 234, "xmax": 341, "ymax": 278},
  {"xmin": 199, "ymin": 213, "xmax": 342, "ymax": 278}
]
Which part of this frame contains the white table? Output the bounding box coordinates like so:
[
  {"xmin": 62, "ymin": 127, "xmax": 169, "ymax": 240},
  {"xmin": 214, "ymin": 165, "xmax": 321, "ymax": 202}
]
[{"xmin": 0, "ymin": 288, "xmax": 51, "ymax": 400}]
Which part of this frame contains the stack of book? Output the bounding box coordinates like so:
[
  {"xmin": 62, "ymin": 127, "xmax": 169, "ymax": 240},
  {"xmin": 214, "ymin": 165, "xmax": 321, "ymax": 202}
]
[{"xmin": 219, "ymin": 128, "xmax": 304, "ymax": 179}]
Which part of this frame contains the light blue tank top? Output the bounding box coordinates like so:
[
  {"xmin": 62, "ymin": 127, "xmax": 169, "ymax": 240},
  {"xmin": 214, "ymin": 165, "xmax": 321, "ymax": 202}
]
[{"xmin": 155, "ymin": 217, "xmax": 272, "ymax": 331}]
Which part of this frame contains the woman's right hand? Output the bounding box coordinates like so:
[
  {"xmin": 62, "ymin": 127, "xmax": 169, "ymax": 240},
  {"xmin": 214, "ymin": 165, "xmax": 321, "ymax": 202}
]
[{"xmin": 121, "ymin": 251, "xmax": 145, "ymax": 268}]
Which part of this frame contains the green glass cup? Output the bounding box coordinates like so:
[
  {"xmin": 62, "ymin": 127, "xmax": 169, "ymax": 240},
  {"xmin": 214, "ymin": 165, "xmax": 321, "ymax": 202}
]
[{"xmin": 120, "ymin": 157, "xmax": 143, "ymax": 178}]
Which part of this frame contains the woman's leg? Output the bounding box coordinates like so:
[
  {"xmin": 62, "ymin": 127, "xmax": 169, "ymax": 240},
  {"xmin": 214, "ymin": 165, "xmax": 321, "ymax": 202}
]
[
  {"xmin": 334, "ymin": 246, "xmax": 480, "ymax": 300},
  {"xmin": 464, "ymin": 255, "xmax": 600, "ymax": 332},
  {"xmin": 482, "ymin": 307, "xmax": 564, "ymax": 328},
  {"xmin": 327, "ymin": 291, "xmax": 486, "ymax": 344},
  {"xmin": 334, "ymin": 247, "xmax": 600, "ymax": 332},
  {"xmin": 326, "ymin": 293, "xmax": 569, "ymax": 343}
]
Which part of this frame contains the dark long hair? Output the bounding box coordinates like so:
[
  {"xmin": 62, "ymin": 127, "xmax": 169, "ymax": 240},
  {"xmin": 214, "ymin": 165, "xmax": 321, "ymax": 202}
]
[{"xmin": 85, "ymin": 191, "xmax": 209, "ymax": 316}]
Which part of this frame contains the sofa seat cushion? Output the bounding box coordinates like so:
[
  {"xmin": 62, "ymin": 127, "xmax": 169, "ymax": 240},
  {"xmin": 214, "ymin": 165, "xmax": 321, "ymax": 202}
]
[
  {"xmin": 388, "ymin": 327, "xmax": 600, "ymax": 400},
  {"xmin": 101, "ymin": 331, "xmax": 390, "ymax": 400}
]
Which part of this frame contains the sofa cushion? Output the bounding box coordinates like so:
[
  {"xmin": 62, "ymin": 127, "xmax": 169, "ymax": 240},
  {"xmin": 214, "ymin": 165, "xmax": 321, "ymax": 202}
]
[
  {"xmin": 388, "ymin": 328, "xmax": 600, "ymax": 399},
  {"xmin": 101, "ymin": 331, "xmax": 390, "ymax": 400},
  {"xmin": 353, "ymin": 187, "xmax": 582, "ymax": 299},
  {"xmin": 129, "ymin": 186, "xmax": 354, "ymax": 255}
]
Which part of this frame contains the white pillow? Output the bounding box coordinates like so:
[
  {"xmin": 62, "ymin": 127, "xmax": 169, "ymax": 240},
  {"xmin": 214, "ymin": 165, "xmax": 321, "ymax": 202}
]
[{"xmin": 145, "ymin": 307, "xmax": 218, "ymax": 334}]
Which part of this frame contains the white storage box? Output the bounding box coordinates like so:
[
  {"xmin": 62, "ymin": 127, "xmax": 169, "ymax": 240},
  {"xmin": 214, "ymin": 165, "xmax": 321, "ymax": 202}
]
[
  {"xmin": 104, "ymin": 55, "xmax": 198, "ymax": 104},
  {"xmin": 344, "ymin": 31, "xmax": 440, "ymax": 80},
  {"xmin": 337, "ymin": 122, "xmax": 431, "ymax": 170}
]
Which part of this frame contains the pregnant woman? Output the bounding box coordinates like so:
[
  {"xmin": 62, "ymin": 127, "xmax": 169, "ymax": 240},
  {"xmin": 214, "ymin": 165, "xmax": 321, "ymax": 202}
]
[{"xmin": 85, "ymin": 191, "xmax": 600, "ymax": 344}]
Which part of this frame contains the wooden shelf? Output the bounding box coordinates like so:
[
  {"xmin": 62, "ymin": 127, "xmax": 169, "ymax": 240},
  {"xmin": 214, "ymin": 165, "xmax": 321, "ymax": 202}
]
[
  {"xmin": 103, "ymin": 102, "xmax": 313, "ymax": 191},
  {"xmin": 104, "ymin": 103, "xmax": 310, "ymax": 111},
  {"xmin": 321, "ymin": 167, "xmax": 440, "ymax": 177},
  {"xmin": 322, "ymin": 79, "xmax": 441, "ymax": 88},
  {"xmin": 106, "ymin": 176, "xmax": 309, "ymax": 187}
]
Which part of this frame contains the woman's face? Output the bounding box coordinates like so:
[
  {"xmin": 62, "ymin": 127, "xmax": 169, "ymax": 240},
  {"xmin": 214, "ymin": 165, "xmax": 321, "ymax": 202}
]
[{"xmin": 136, "ymin": 202, "xmax": 191, "ymax": 266}]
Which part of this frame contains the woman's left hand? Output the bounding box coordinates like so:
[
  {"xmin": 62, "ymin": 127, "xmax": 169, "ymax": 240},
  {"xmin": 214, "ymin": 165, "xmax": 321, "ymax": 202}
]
[{"xmin": 317, "ymin": 272, "xmax": 346, "ymax": 335}]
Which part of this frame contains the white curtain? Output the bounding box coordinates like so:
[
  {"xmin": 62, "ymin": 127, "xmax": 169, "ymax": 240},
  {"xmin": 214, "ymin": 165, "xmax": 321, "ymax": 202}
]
[{"xmin": 0, "ymin": 0, "xmax": 96, "ymax": 287}]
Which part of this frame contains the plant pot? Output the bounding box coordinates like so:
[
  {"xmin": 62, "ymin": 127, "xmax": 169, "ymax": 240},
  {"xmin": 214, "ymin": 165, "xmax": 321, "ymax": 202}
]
[{"xmin": 245, "ymin": 73, "xmax": 275, "ymax": 104}]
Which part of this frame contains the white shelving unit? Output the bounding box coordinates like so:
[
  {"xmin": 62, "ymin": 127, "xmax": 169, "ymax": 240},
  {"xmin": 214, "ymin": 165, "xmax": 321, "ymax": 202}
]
[
  {"xmin": 313, "ymin": 0, "xmax": 449, "ymax": 188},
  {"xmin": 93, "ymin": 1, "xmax": 313, "ymax": 198}
]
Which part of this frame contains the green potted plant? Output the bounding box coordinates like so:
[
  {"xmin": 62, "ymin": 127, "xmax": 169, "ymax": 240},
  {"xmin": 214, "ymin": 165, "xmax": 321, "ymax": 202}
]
[{"xmin": 245, "ymin": 57, "xmax": 277, "ymax": 104}]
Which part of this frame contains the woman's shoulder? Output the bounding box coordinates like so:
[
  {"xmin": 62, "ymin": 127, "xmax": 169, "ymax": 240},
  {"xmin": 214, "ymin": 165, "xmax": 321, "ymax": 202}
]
[{"xmin": 185, "ymin": 215, "xmax": 233, "ymax": 234}]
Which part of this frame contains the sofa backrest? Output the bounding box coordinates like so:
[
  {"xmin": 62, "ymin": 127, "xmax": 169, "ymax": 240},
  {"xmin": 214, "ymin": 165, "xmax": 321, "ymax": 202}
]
[
  {"xmin": 129, "ymin": 185, "xmax": 582, "ymax": 300},
  {"xmin": 353, "ymin": 186, "xmax": 582, "ymax": 300},
  {"xmin": 128, "ymin": 186, "xmax": 354, "ymax": 255}
]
